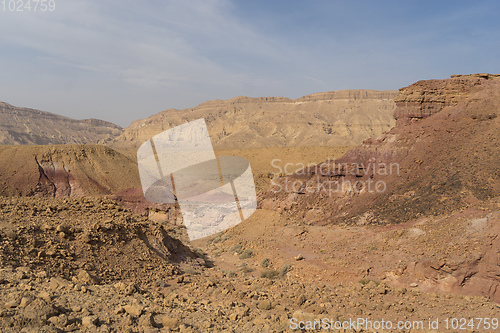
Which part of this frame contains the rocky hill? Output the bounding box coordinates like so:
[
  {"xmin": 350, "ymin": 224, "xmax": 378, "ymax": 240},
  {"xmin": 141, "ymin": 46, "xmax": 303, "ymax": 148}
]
[
  {"xmin": 263, "ymin": 73, "xmax": 500, "ymax": 225},
  {"xmin": 260, "ymin": 74, "xmax": 500, "ymax": 301},
  {"xmin": 261, "ymin": 74, "xmax": 500, "ymax": 223},
  {"xmin": 0, "ymin": 102, "xmax": 123, "ymax": 145},
  {"xmin": 0, "ymin": 145, "xmax": 140, "ymax": 198},
  {"xmin": 114, "ymin": 90, "xmax": 397, "ymax": 150}
]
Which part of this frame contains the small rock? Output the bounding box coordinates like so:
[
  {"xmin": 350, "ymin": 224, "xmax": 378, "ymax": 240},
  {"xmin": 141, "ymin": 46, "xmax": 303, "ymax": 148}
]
[
  {"xmin": 114, "ymin": 306, "xmax": 124, "ymax": 314},
  {"xmin": 113, "ymin": 282, "xmax": 126, "ymax": 292},
  {"xmin": 292, "ymin": 310, "xmax": 316, "ymax": 323},
  {"xmin": 24, "ymin": 298, "xmax": 59, "ymax": 320},
  {"xmin": 15, "ymin": 265, "xmax": 30, "ymax": 274},
  {"xmin": 81, "ymin": 233, "xmax": 92, "ymax": 243},
  {"xmin": 225, "ymin": 282, "xmax": 235, "ymax": 292},
  {"xmin": 36, "ymin": 271, "xmax": 48, "ymax": 278},
  {"xmin": 56, "ymin": 224, "xmax": 70, "ymax": 233},
  {"xmin": 162, "ymin": 316, "xmax": 181, "ymax": 330},
  {"xmin": 41, "ymin": 223, "xmax": 54, "ymax": 231},
  {"xmin": 381, "ymin": 302, "xmax": 391, "ymax": 310},
  {"xmin": 194, "ymin": 257, "xmax": 206, "ymax": 266},
  {"xmin": 125, "ymin": 283, "xmax": 137, "ymax": 295},
  {"xmin": 409, "ymin": 283, "xmax": 418, "ymax": 287},
  {"xmin": 294, "ymin": 254, "xmax": 304, "ymax": 261},
  {"xmin": 76, "ymin": 269, "xmax": 100, "ymax": 285},
  {"xmin": 4, "ymin": 300, "xmax": 18, "ymax": 308},
  {"xmin": 238, "ymin": 306, "xmax": 250, "ymax": 318},
  {"xmin": 38, "ymin": 291, "xmax": 51, "ymax": 302},
  {"xmin": 99, "ymin": 324, "xmax": 111, "ymax": 332},
  {"xmin": 49, "ymin": 277, "xmax": 70, "ymax": 291},
  {"xmin": 82, "ymin": 315, "xmax": 99, "ymax": 328},
  {"xmin": 179, "ymin": 324, "xmax": 194, "ymax": 333},
  {"xmin": 124, "ymin": 304, "xmax": 143, "ymax": 317},
  {"xmin": 19, "ymin": 297, "xmax": 32, "ymax": 308},
  {"xmin": 376, "ymin": 283, "xmax": 387, "ymax": 294},
  {"xmin": 71, "ymin": 305, "xmax": 82, "ymax": 312},
  {"xmin": 258, "ymin": 300, "xmax": 272, "ymax": 310},
  {"xmin": 297, "ymin": 294, "xmax": 306, "ymax": 306},
  {"xmin": 138, "ymin": 312, "xmax": 154, "ymax": 328},
  {"xmin": 49, "ymin": 280, "xmax": 59, "ymax": 290},
  {"xmin": 118, "ymin": 314, "xmax": 133, "ymax": 327},
  {"xmin": 48, "ymin": 314, "xmax": 68, "ymax": 327}
]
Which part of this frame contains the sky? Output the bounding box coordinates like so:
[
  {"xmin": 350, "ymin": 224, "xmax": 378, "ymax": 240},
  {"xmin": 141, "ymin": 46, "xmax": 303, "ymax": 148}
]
[{"xmin": 1, "ymin": 0, "xmax": 499, "ymax": 127}]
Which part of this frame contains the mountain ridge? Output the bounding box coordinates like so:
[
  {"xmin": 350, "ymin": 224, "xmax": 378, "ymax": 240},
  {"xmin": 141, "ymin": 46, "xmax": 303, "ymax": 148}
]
[
  {"xmin": 113, "ymin": 89, "xmax": 398, "ymax": 150},
  {"xmin": 0, "ymin": 102, "xmax": 123, "ymax": 145}
]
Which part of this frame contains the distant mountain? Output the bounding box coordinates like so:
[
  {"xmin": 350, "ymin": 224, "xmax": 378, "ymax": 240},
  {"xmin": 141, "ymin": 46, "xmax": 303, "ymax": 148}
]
[
  {"xmin": 0, "ymin": 102, "xmax": 123, "ymax": 145},
  {"xmin": 113, "ymin": 90, "xmax": 398, "ymax": 150}
]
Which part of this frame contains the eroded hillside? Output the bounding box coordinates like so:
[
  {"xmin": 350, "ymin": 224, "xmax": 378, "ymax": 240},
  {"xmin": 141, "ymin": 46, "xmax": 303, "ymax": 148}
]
[{"xmin": 0, "ymin": 145, "xmax": 140, "ymax": 198}]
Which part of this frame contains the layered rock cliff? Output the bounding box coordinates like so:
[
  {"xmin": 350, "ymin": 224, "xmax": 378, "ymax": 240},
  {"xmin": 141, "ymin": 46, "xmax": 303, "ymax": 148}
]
[
  {"xmin": 113, "ymin": 90, "xmax": 398, "ymax": 150},
  {"xmin": 394, "ymin": 73, "xmax": 500, "ymax": 123}
]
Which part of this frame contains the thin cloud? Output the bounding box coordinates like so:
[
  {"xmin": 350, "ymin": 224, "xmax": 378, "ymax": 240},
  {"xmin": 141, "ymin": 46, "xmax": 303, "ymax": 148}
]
[{"xmin": 0, "ymin": 0, "xmax": 499, "ymax": 126}]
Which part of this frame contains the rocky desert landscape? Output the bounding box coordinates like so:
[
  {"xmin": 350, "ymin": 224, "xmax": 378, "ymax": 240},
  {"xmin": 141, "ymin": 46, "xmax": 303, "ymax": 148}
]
[{"xmin": 1, "ymin": 75, "xmax": 500, "ymax": 332}]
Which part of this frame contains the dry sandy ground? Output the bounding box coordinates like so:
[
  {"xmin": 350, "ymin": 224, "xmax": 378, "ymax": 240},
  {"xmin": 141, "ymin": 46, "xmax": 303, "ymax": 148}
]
[{"xmin": 1, "ymin": 197, "xmax": 499, "ymax": 333}]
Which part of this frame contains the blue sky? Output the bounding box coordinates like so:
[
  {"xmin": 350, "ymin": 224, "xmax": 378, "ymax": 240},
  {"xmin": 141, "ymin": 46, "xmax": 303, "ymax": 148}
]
[{"xmin": 1, "ymin": 0, "xmax": 499, "ymax": 126}]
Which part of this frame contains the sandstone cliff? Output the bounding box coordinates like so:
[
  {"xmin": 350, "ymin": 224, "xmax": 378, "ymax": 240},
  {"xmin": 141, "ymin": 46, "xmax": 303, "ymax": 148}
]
[
  {"xmin": 0, "ymin": 102, "xmax": 123, "ymax": 145},
  {"xmin": 394, "ymin": 73, "xmax": 500, "ymax": 123},
  {"xmin": 113, "ymin": 90, "xmax": 397, "ymax": 150}
]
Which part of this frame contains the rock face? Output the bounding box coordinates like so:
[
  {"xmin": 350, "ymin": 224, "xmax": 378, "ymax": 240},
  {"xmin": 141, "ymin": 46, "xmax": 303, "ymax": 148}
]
[
  {"xmin": 260, "ymin": 74, "xmax": 500, "ymax": 301},
  {"xmin": 113, "ymin": 90, "xmax": 397, "ymax": 149},
  {"xmin": 262, "ymin": 74, "xmax": 500, "ymax": 223},
  {"xmin": 0, "ymin": 145, "xmax": 140, "ymax": 197},
  {"xmin": 393, "ymin": 74, "xmax": 498, "ymax": 124},
  {"xmin": 0, "ymin": 102, "xmax": 123, "ymax": 145}
]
